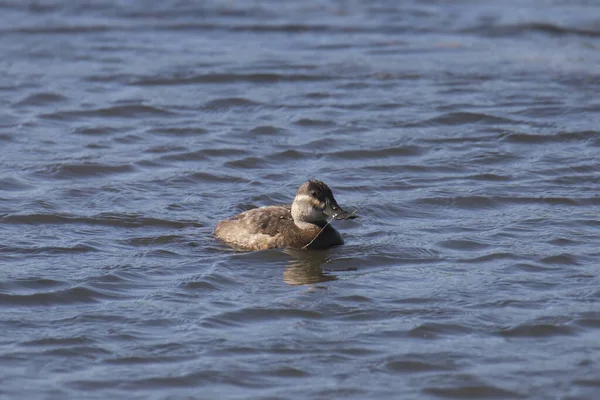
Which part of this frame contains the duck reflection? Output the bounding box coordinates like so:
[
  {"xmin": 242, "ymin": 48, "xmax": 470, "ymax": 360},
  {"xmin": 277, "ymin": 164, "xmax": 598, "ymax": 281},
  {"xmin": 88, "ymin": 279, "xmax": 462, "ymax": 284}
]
[{"xmin": 282, "ymin": 248, "xmax": 338, "ymax": 285}]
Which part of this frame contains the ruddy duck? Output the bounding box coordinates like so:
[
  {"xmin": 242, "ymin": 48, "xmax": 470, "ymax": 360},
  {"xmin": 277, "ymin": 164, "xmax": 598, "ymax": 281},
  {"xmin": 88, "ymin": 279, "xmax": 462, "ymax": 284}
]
[{"xmin": 214, "ymin": 180, "xmax": 357, "ymax": 251}]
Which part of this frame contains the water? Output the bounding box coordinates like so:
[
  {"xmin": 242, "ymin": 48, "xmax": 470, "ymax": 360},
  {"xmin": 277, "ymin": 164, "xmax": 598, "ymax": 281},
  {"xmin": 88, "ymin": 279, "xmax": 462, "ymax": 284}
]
[{"xmin": 1, "ymin": 0, "xmax": 600, "ymax": 398}]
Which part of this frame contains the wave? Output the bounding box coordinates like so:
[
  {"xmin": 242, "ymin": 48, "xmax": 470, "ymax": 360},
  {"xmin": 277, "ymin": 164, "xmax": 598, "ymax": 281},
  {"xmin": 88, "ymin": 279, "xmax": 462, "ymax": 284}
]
[
  {"xmin": 40, "ymin": 105, "xmax": 175, "ymax": 120},
  {"xmin": 464, "ymin": 22, "xmax": 600, "ymax": 38},
  {"xmin": 0, "ymin": 212, "xmax": 202, "ymax": 228},
  {"xmin": 131, "ymin": 73, "xmax": 332, "ymax": 86}
]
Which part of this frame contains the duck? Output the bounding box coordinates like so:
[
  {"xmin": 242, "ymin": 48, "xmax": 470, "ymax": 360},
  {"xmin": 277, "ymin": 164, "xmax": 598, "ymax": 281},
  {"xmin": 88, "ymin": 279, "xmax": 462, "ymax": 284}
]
[{"xmin": 214, "ymin": 180, "xmax": 357, "ymax": 251}]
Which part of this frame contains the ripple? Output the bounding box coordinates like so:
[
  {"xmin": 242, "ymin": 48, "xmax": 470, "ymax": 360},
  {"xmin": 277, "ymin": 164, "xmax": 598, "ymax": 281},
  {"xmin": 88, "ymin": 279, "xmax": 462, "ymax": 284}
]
[
  {"xmin": 406, "ymin": 112, "xmax": 517, "ymax": 127},
  {"xmin": 69, "ymin": 369, "xmax": 270, "ymax": 391},
  {"xmin": 22, "ymin": 336, "xmax": 95, "ymax": 347},
  {"xmin": 230, "ymin": 23, "xmax": 362, "ymax": 33},
  {"xmin": 512, "ymin": 263, "xmax": 557, "ymax": 273},
  {"xmin": 165, "ymin": 171, "xmax": 249, "ymax": 185},
  {"xmin": 113, "ymin": 134, "xmax": 143, "ymax": 144},
  {"xmin": 122, "ymin": 235, "xmax": 185, "ymax": 246},
  {"xmin": 157, "ymin": 147, "xmax": 248, "ymax": 163},
  {"xmin": 465, "ymin": 22, "xmax": 600, "ymax": 38},
  {"xmin": 221, "ymin": 149, "xmax": 310, "ymax": 169},
  {"xmin": 147, "ymin": 127, "xmax": 209, "ymax": 137},
  {"xmin": 424, "ymin": 383, "xmax": 521, "ymax": 399},
  {"xmin": 418, "ymin": 195, "xmax": 599, "ymax": 208},
  {"xmin": 81, "ymin": 271, "xmax": 155, "ymax": 301},
  {"xmin": 418, "ymin": 196, "xmax": 499, "ymax": 209},
  {"xmin": 178, "ymin": 272, "xmax": 243, "ymax": 292},
  {"xmin": 5, "ymin": 25, "xmax": 113, "ymax": 35},
  {"xmin": 502, "ymin": 130, "xmax": 599, "ymax": 144},
  {"xmin": 40, "ymin": 105, "xmax": 175, "ymax": 120},
  {"xmin": 37, "ymin": 162, "xmax": 135, "ymax": 179},
  {"xmin": 224, "ymin": 156, "xmax": 270, "ymax": 169},
  {"xmin": 408, "ymin": 323, "xmax": 474, "ymax": 339},
  {"xmin": 326, "ymin": 145, "xmax": 423, "ymax": 160},
  {"xmin": 498, "ymin": 323, "xmax": 575, "ymax": 338},
  {"xmin": 464, "ymin": 173, "xmax": 511, "ymax": 182},
  {"xmin": 159, "ymin": 150, "xmax": 210, "ymax": 162},
  {"xmin": 72, "ymin": 126, "xmax": 119, "ymax": 136},
  {"xmin": 0, "ymin": 277, "xmax": 66, "ymax": 292},
  {"xmin": 539, "ymin": 254, "xmax": 579, "ymax": 265},
  {"xmin": 0, "ymin": 212, "xmax": 201, "ymax": 228},
  {"xmin": 0, "ymin": 243, "xmax": 99, "ymax": 255},
  {"xmin": 104, "ymin": 354, "xmax": 195, "ymax": 365},
  {"xmin": 293, "ymin": 118, "xmax": 336, "ymax": 127},
  {"xmin": 131, "ymin": 72, "xmax": 331, "ymax": 85},
  {"xmin": 143, "ymin": 145, "xmax": 188, "ymax": 154},
  {"xmin": 39, "ymin": 345, "xmax": 111, "ymax": 357},
  {"xmin": 248, "ymin": 125, "xmax": 285, "ymax": 135},
  {"xmin": 464, "ymin": 252, "xmax": 521, "ymax": 263},
  {"xmin": 268, "ymin": 366, "xmax": 310, "ymax": 378},
  {"xmin": 16, "ymin": 92, "xmax": 68, "ymax": 106},
  {"xmin": 437, "ymin": 239, "xmax": 490, "ymax": 251},
  {"xmin": 0, "ymin": 176, "xmax": 35, "ymax": 191},
  {"xmin": 574, "ymin": 378, "xmax": 600, "ymax": 388},
  {"xmin": 465, "ymin": 151, "xmax": 517, "ymax": 165},
  {"xmin": 383, "ymin": 356, "xmax": 456, "ymax": 373},
  {"xmin": 201, "ymin": 307, "xmax": 323, "ymax": 328},
  {"xmin": 0, "ymin": 286, "xmax": 109, "ymax": 307},
  {"xmin": 573, "ymin": 312, "xmax": 600, "ymax": 329},
  {"xmin": 202, "ymin": 97, "xmax": 263, "ymax": 111}
]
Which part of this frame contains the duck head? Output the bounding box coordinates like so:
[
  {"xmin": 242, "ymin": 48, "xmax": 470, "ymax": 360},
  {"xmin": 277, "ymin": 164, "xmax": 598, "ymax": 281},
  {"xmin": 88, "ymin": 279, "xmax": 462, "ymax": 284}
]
[{"xmin": 291, "ymin": 180, "xmax": 357, "ymax": 224}]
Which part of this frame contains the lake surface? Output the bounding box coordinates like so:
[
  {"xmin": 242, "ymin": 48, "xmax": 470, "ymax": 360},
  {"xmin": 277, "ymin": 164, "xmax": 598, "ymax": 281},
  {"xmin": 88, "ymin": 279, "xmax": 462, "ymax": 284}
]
[{"xmin": 1, "ymin": 1, "xmax": 600, "ymax": 399}]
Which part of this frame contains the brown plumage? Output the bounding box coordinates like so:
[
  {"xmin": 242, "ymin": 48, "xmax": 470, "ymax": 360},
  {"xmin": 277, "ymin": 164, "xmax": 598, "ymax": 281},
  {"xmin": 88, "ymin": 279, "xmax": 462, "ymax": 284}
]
[{"xmin": 214, "ymin": 180, "xmax": 356, "ymax": 251}]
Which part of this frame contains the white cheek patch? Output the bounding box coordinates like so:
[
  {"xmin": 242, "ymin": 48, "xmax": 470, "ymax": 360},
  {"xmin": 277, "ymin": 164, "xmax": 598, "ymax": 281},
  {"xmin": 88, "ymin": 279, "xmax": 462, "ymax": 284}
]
[
  {"xmin": 293, "ymin": 194, "xmax": 326, "ymax": 222},
  {"xmin": 294, "ymin": 194, "xmax": 315, "ymax": 203}
]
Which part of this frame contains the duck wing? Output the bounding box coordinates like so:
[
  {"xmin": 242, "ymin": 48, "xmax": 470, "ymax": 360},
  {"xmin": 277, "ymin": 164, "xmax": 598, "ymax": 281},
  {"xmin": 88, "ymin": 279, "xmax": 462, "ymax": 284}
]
[{"xmin": 233, "ymin": 205, "xmax": 293, "ymax": 236}]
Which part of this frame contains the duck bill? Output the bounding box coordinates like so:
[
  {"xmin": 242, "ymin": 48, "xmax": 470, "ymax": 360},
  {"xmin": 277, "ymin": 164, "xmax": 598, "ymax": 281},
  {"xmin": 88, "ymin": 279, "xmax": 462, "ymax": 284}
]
[{"xmin": 324, "ymin": 199, "xmax": 357, "ymax": 220}]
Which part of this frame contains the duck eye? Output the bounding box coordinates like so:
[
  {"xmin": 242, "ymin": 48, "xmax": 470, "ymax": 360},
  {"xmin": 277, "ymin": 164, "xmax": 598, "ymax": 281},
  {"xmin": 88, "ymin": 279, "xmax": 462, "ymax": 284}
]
[{"xmin": 310, "ymin": 190, "xmax": 317, "ymax": 197}]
